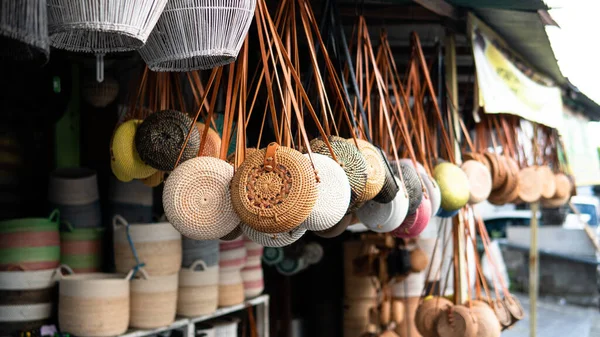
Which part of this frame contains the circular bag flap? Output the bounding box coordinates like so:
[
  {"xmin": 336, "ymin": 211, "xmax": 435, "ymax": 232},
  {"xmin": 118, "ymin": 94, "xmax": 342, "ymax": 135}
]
[
  {"xmin": 231, "ymin": 143, "xmax": 318, "ymax": 234},
  {"xmin": 346, "ymin": 139, "xmax": 386, "ymax": 202},
  {"xmin": 461, "ymin": 160, "xmax": 492, "ymax": 205},
  {"xmin": 434, "ymin": 162, "xmax": 470, "ymax": 212},
  {"xmin": 111, "ymin": 119, "xmax": 157, "ymax": 180}
]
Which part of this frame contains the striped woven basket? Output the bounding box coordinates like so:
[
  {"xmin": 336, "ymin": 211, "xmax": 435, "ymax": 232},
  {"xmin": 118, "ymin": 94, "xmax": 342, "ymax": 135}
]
[
  {"xmin": 177, "ymin": 260, "xmax": 219, "ymax": 316},
  {"xmin": 218, "ymin": 269, "xmax": 244, "ymax": 307}
]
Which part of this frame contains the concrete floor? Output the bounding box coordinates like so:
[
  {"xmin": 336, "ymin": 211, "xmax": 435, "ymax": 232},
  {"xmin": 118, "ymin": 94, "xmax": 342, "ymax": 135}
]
[{"xmin": 502, "ymin": 293, "xmax": 600, "ymax": 337}]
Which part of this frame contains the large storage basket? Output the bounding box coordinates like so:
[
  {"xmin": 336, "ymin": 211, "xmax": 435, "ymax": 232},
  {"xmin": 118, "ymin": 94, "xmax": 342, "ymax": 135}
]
[
  {"xmin": 139, "ymin": 0, "xmax": 257, "ymax": 71},
  {"xmin": 47, "ymin": 0, "xmax": 168, "ymax": 53},
  {"xmin": 113, "ymin": 215, "xmax": 182, "ymax": 276},
  {"xmin": 177, "ymin": 260, "xmax": 219, "ymax": 316},
  {"xmin": 58, "ymin": 271, "xmax": 132, "ymax": 337},
  {"xmin": 130, "ymin": 269, "xmax": 178, "ymax": 329}
]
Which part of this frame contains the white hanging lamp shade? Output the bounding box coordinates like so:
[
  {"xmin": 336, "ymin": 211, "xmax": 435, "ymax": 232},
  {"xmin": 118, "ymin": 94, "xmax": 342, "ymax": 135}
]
[
  {"xmin": 47, "ymin": 0, "xmax": 168, "ymax": 53},
  {"xmin": 139, "ymin": 0, "xmax": 257, "ymax": 72},
  {"xmin": 0, "ymin": 0, "xmax": 50, "ymax": 66}
]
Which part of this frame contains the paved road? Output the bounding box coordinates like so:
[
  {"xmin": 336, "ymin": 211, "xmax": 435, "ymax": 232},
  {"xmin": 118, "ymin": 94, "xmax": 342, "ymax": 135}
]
[{"xmin": 502, "ymin": 293, "xmax": 600, "ymax": 337}]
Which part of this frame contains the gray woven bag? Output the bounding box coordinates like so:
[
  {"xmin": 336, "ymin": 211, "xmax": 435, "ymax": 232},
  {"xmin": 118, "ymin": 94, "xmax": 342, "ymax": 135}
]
[
  {"xmin": 135, "ymin": 110, "xmax": 201, "ymax": 171},
  {"xmin": 0, "ymin": 0, "xmax": 49, "ymax": 65}
]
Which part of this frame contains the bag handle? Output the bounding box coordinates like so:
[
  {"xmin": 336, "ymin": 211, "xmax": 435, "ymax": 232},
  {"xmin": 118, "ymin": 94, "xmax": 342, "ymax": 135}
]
[
  {"xmin": 48, "ymin": 209, "xmax": 60, "ymax": 223},
  {"xmin": 189, "ymin": 259, "xmax": 209, "ymax": 272},
  {"xmin": 53, "ymin": 264, "xmax": 75, "ymax": 280},
  {"xmin": 112, "ymin": 215, "xmax": 146, "ymax": 278}
]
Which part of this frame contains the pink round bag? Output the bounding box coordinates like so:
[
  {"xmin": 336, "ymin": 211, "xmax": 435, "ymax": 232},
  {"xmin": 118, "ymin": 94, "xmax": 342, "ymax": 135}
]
[{"xmin": 392, "ymin": 197, "xmax": 431, "ymax": 238}]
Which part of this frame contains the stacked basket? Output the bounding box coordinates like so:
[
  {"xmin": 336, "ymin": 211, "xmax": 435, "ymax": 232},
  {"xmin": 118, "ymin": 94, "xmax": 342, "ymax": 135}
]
[
  {"xmin": 218, "ymin": 238, "xmax": 246, "ymax": 307},
  {"xmin": 48, "ymin": 168, "xmax": 101, "ymax": 228},
  {"xmin": 241, "ymin": 238, "xmax": 264, "ymax": 299},
  {"xmin": 112, "ymin": 215, "xmax": 181, "ymax": 329},
  {"xmin": 178, "ymin": 238, "xmax": 220, "ymax": 316},
  {"xmin": 108, "ymin": 177, "xmax": 154, "ymax": 223},
  {"xmin": 0, "ymin": 210, "xmax": 60, "ymax": 336}
]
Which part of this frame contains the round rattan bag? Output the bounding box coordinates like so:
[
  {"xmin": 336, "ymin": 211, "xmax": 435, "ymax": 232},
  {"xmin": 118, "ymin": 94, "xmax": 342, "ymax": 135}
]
[
  {"xmin": 163, "ymin": 156, "xmax": 240, "ymax": 240},
  {"xmin": 415, "ymin": 296, "xmax": 453, "ymax": 337},
  {"xmin": 231, "ymin": 143, "xmax": 318, "ymax": 234},
  {"xmin": 461, "ymin": 160, "xmax": 492, "ymax": 205},
  {"xmin": 135, "ymin": 110, "xmax": 200, "ymax": 171},
  {"xmin": 346, "ymin": 139, "xmax": 386, "ymax": 202},
  {"xmin": 310, "ymin": 137, "xmax": 367, "ymax": 210},
  {"xmin": 393, "ymin": 160, "xmax": 424, "ymax": 215},
  {"xmin": 373, "ymin": 149, "xmax": 400, "ymax": 204},
  {"xmin": 301, "ymin": 153, "xmax": 351, "ymax": 231},
  {"xmin": 111, "ymin": 119, "xmax": 158, "ymax": 180},
  {"xmin": 436, "ymin": 305, "xmax": 478, "ymax": 337},
  {"xmin": 196, "ymin": 122, "xmax": 221, "ymax": 157},
  {"xmin": 241, "ymin": 223, "xmax": 306, "ymax": 247},
  {"xmin": 314, "ymin": 213, "xmax": 354, "ymax": 238},
  {"xmin": 517, "ymin": 166, "xmax": 542, "ymax": 203},
  {"xmin": 434, "ymin": 162, "xmax": 470, "ymax": 212}
]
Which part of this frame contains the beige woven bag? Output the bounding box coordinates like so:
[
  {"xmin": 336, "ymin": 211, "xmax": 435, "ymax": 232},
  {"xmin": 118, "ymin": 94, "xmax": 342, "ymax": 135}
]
[
  {"xmin": 163, "ymin": 156, "xmax": 241, "ymax": 240},
  {"xmin": 230, "ymin": 143, "xmax": 318, "ymax": 234},
  {"xmin": 346, "ymin": 138, "xmax": 386, "ymax": 201}
]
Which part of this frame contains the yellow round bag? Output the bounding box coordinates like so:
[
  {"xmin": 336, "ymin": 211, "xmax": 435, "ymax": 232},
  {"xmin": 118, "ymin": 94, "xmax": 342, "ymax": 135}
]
[{"xmin": 111, "ymin": 119, "xmax": 157, "ymax": 181}]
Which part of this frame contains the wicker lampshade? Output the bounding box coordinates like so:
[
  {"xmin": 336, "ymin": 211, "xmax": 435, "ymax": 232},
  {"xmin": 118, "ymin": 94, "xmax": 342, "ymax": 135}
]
[
  {"xmin": 47, "ymin": 0, "xmax": 167, "ymax": 53},
  {"xmin": 0, "ymin": 0, "xmax": 49, "ymax": 66}
]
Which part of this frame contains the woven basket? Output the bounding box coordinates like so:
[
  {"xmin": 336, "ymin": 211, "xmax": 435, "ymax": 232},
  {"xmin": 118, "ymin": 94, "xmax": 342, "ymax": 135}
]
[
  {"xmin": 301, "ymin": 153, "xmax": 351, "ymax": 231},
  {"xmin": 48, "ymin": 168, "xmax": 99, "ymax": 206},
  {"xmin": 553, "ymin": 173, "xmax": 571, "ymax": 199},
  {"xmin": 111, "ymin": 119, "xmax": 158, "ymax": 180},
  {"xmin": 346, "ymin": 139, "xmax": 386, "ymax": 201},
  {"xmin": 434, "ymin": 162, "xmax": 470, "ymax": 212},
  {"xmin": 163, "ymin": 156, "xmax": 240, "ymax": 240},
  {"xmin": 82, "ymin": 76, "xmax": 119, "ymax": 108},
  {"xmin": 436, "ymin": 305, "xmax": 477, "ymax": 337},
  {"xmin": 461, "ymin": 160, "xmax": 492, "ymax": 205},
  {"xmin": 311, "ymin": 138, "xmax": 367, "ymax": 210},
  {"xmin": 373, "ymin": 150, "xmax": 400, "ymax": 204},
  {"xmin": 218, "ymin": 269, "xmax": 244, "ymax": 307},
  {"xmin": 113, "ymin": 216, "xmax": 182, "ymax": 276},
  {"xmin": 60, "ymin": 226, "xmax": 104, "ymax": 273},
  {"xmin": 241, "ymin": 223, "xmax": 306, "ymax": 247},
  {"xmin": 231, "ymin": 143, "xmax": 318, "ymax": 234},
  {"xmin": 0, "ymin": 304, "xmax": 52, "ymax": 336},
  {"xmin": 182, "ymin": 238, "xmax": 219, "ymax": 268},
  {"xmin": 129, "ymin": 268, "xmax": 178, "ymax": 329},
  {"xmin": 47, "ymin": 0, "xmax": 167, "ymax": 53},
  {"xmin": 139, "ymin": 0, "xmax": 256, "ymax": 71},
  {"xmin": 241, "ymin": 264, "xmax": 263, "ymax": 298},
  {"xmin": 135, "ymin": 110, "xmax": 201, "ymax": 171},
  {"xmin": 504, "ymin": 294, "xmax": 525, "ymax": 322},
  {"xmin": 109, "ymin": 177, "xmax": 153, "ymax": 206},
  {"xmin": 414, "ymin": 296, "xmax": 453, "ymax": 337},
  {"xmin": 492, "ymin": 299, "xmax": 512, "ymax": 328},
  {"xmin": 0, "ymin": 0, "xmax": 49, "ymax": 66},
  {"xmin": 219, "ymin": 238, "xmax": 246, "ymax": 272},
  {"xmin": 58, "ymin": 271, "xmax": 132, "ymax": 337},
  {"xmin": 394, "ymin": 160, "xmax": 424, "ymax": 215},
  {"xmin": 196, "ymin": 122, "xmax": 222, "ymax": 157},
  {"xmin": 0, "ymin": 211, "xmax": 60, "ymax": 271},
  {"xmin": 178, "ymin": 261, "xmax": 219, "ymax": 316},
  {"xmin": 142, "ymin": 170, "xmax": 165, "ymax": 187}
]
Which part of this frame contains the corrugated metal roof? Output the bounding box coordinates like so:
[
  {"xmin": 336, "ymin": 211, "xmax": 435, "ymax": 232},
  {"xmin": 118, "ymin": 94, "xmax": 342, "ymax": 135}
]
[
  {"xmin": 448, "ymin": 0, "xmax": 547, "ymax": 11},
  {"xmin": 473, "ymin": 8, "xmax": 565, "ymax": 86}
]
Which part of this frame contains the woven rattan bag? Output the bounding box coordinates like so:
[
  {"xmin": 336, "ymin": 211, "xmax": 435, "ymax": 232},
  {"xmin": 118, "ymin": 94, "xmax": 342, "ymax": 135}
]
[
  {"xmin": 357, "ymin": 176, "xmax": 408, "ymax": 233},
  {"xmin": 373, "ymin": 149, "xmax": 400, "ymax": 204},
  {"xmin": 111, "ymin": 119, "xmax": 157, "ymax": 181},
  {"xmin": 163, "ymin": 156, "xmax": 240, "ymax": 240},
  {"xmin": 231, "ymin": 143, "xmax": 318, "ymax": 234},
  {"xmin": 415, "ymin": 296, "xmax": 453, "ymax": 337},
  {"xmin": 196, "ymin": 122, "xmax": 222, "ymax": 157},
  {"xmin": 393, "ymin": 160, "xmax": 423, "ymax": 215},
  {"xmin": 135, "ymin": 110, "xmax": 200, "ymax": 171},
  {"xmin": 310, "ymin": 137, "xmax": 367, "ymax": 211},
  {"xmin": 241, "ymin": 223, "xmax": 306, "ymax": 247},
  {"xmin": 436, "ymin": 305, "xmax": 477, "ymax": 337},
  {"xmin": 434, "ymin": 162, "xmax": 470, "ymax": 212},
  {"xmin": 461, "ymin": 160, "xmax": 492, "ymax": 205},
  {"xmin": 517, "ymin": 166, "xmax": 542, "ymax": 203},
  {"xmin": 300, "ymin": 153, "xmax": 351, "ymax": 231},
  {"xmin": 393, "ymin": 195, "xmax": 431, "ymax": 239},
  {"xmin": 346, "ymin": 139, "xmax": 386, "ymax": 202}
]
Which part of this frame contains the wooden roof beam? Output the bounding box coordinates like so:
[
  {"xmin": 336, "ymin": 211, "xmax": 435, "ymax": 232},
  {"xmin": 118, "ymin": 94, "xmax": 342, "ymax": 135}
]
[{"xmin": 412, "ymin": 0, "xmax": 459, "ymax": 20}]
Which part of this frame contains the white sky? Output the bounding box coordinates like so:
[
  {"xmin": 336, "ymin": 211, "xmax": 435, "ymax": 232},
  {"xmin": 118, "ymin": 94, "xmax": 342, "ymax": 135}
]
[{"xmin": 545, "ymin": 0, "xmax": 600, "ymax": 104}]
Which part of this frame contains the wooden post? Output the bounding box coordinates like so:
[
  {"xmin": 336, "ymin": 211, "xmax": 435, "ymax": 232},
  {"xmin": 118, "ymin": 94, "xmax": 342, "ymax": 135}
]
[
  {"xmin": 529, "ymin": 202, "xmax": 539, "ymax": 337},
  {"xmin": 445, "ymin": 31, "xmax": 467, "ymax": 304}
]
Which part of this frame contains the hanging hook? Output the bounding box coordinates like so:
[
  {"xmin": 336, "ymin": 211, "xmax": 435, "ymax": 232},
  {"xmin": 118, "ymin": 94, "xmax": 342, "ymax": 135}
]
[{"xmin": 96, "ymin": 53, "xmax": 105, "ymax": 83}]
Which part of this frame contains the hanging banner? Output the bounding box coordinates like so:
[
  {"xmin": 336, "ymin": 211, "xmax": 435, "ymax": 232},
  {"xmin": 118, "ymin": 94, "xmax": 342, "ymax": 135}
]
[
  {"xmin": 469, "ymin": 14, "xmax": 563, "ymax": 129},
  {"xmin": 561, "ymin": 107, "xmax": 600, "ymax": 186}
]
